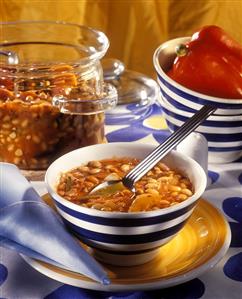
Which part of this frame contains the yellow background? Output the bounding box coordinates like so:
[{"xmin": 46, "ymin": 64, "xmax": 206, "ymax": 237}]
[{"xmin": 1, "ymin": 0, "xmax": 242, "ymax": 78}]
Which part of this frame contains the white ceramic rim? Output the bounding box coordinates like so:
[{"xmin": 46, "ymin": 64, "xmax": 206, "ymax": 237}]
[
  {"xmin": 153, "ymin": 37, "xmax": 242, "ymax": 105},
  {"xmin": 45, "ymin": 143, "xmax": 207, "ymax": 218},
  {"xmin": 20, "ymin": 200, "xmax": 231, "ymax": 291}
]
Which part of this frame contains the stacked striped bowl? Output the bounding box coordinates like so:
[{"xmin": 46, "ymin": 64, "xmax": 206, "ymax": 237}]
[
  {"xmin": 45, "ymin": 143, "xmax": 206, "ymax": 266},
  {"xmin": 153, "ymin": 37, "xmax": 242, "ymax": 163}
]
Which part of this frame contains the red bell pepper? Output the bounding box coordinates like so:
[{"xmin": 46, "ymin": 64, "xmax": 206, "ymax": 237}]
[{"xmin": 167, "ymin": 25, "xmax": 242, "ymax": 99}]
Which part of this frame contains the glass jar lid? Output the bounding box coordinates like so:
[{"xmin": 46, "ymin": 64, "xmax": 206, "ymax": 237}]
[{"xmin": 103, "ymin": 59, "xmax": 158, "ymax": 122}]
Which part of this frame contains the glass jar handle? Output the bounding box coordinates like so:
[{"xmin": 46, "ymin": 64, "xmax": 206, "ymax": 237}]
[
  {"xmin": 52, "ymin": 82, "xmax": 118, "ymax": 115},
  {"xmin": 102, "ymin": 58, "xmax": 125, "ymax": 80},
  {"xmin": 0, "ymin": 50, "xmax": 19, "ymax": 64}
]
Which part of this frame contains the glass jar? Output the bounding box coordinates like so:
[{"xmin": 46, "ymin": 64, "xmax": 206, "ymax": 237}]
[{"xmin": 0, "ymin": 21, "xmax": 117, "ymax": 170}]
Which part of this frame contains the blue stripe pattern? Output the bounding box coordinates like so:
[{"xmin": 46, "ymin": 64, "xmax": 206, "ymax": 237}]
[
  {"xmin": 162, "ymin": 106, "xmax": 242, "ymax": 128},
  {"xmin": 160, "ymin": 88, "xmax": 197, "ymax": 113},
  {"xmin": 158, "ymin": 74, "xmax": 242, "ymax": 109},
  {"xmin": 82, "ymin": 240, "xmax": 163, "ymax": 254},
  {"xmin": 166, "ymin": 121, "xmax": 242, "ymax": 143},
  {"xmin": 63, "ymin": 219, "xmax": 187, "ymax": 244},
  {"xmin": 208, "ymin": 146, "xmax": 242, "ymax": 152},
  {"xmin": 54, "ymin": 200, "xmax": 196, "ymax": 227}
]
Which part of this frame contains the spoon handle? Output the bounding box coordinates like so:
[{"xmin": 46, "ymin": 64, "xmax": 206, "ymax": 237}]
[{"xmin": 123, "ymin": 105, "xmax": 216, "ymax": 187}]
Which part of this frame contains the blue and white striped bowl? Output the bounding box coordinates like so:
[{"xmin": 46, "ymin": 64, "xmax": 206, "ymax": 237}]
[
  {"xmin": 159, "ymin": 95, "xmax": 242, "ymax": 163},
  {"xmin": 45, "ymin": 143, "xmax": 206, "ymax": 266},
  {"xmin": 153, "ymin": 37, "xmax": 242, "ymax": 163},
  {"xmin": 153, "ymin": 37, "xmax": 242, "ymax": 116}
]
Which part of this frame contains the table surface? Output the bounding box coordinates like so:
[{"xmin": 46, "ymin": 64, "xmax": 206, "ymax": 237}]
[{"xmin": 1, "ymin": 103, "xmax": 242, "ymax": 299}]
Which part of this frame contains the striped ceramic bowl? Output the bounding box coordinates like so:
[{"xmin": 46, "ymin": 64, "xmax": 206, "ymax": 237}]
[
  {"xmin": 45, "ymin": 143, "xmax": 207, "ymax": 266},
  {"xmin": 159, "ymin": 95, "xmax": 242, "ymax": 163},
  {"xmin": 153, "ymin": 37, "xmax": 242, "ymax": 116}
]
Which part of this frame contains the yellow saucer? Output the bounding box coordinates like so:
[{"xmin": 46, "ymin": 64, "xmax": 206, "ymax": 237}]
[{"xmin": 22, "ymin": 197, "xmax": 231, "ymax": 292}]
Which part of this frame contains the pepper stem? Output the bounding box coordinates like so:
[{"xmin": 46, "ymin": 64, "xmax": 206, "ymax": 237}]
[{"xmin": 175, "ymin": 44, "xmax": 189, "ymax": 57}]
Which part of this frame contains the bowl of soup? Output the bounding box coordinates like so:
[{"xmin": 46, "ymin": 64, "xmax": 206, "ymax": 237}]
[{"xmin": 45, "ymin": 142, "xmax": 207, "ymax": 266}]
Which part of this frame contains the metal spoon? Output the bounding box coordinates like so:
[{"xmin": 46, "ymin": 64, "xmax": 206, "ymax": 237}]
[{"xmin": 90, "ymin": 105, "xmax": 216, "ymax": 197}]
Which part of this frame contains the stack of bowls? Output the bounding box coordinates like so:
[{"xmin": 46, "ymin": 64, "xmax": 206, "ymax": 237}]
[{"xmin": 153, "ymin": 37, "xmax": 242, "ymax": 164}]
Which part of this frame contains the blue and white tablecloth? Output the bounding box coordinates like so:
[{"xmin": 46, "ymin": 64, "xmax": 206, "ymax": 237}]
[{"xmin": 1, "ymin": 103, "xmax": 242, "ymax": 299}]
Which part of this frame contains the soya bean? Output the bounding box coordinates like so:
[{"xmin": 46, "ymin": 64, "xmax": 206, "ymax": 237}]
[
  {"xmin": 145, "ymin": 183, "xmax": 158, "ymax": 189},
  {"xmin": 9, "ymin": 132, "xmax": 17, "ymax": 139},
  {"xmin": 88, "ymin": 161, "xmax": 102, "ymax": 168},
  {"xmin": 101, "ymin": 207, "xmax": 112, "ymax": 211},
  {"xmin": 170, "ymin": 201, "xmax": 179, "ymax": 206},
  {"xmin": 136, "ymin": 189, "xmax": 144, "ymax": 195},
  {"xmin": 147, "ymin": 178, "xmax": 157, "ymax": 184},
  {"xmin": 171, "ymin": 191, "xmax": 178, "ymax": 197},
  {"xmin": 158, "ymin": 176, "xmax": 170, "ymax": 182},
  {"xmin": 13, "ymin": 157, "xmax": 21, "ymax": 164},
  {"xmin": 3, "ymin": 115, "xmax": 10, "ymax": 122},
  {"xmin": 39, "ymin": 92, "xmax": 48, "ymax": 99},
  {"xmin": 91, "ymin": 203, "xmax": 103, "ymax": 210},
  {"xmin": 87, "ymin": 176, "xmax": 99, "ymax": 184},
  {"xmin": 104, "ymin": 201, "xmax": 117, "ymax": 210},
  {"xmin": 181, "ymin": 188, "xmax": 193, "ymax": 196},
  {"xmin": 79, "ymin": 166, "xmax": 90, "ymax": 172},
  {"xmin": 2, "ymin": 123, "xmax": 11, "ymax": 129},
  {"xmin": 83, "ymin": 181, "xmax": 94, "ymax": 188},
  {"xmin": 12, "ymin": 119, "xmax": 19, "ymax": 125},
  {"xmin": 105, "ymin": 165, "xmax": 113, "ymax": 170},
  {"xmin": 89, "ymin": 168, "xmax": 101, "ymax": 174},
  {"xmin": 154, "ymin": 168, "xmax": 162, "ymax": 174},
  {"xmin": 169, "ymin": 185, "xmax": 181, "ymax": 192},
  {"xmin": 7, "ymin": 144, "xmax": 14, "ymax": 152},
  {"xmin": 106, "ymin": 166, "xmax": 119, "ymax": 173},
  {"xmin": 120, "ymin": 164, "xmax": 130, "ymax": 172},
  {"xmin": 21, "ymin": 119, "xmax": 29, "ymax": 128},
  {"xmin": 15, "ymin": 149, "xmax": 23, "ymax": 157},
  {"xmin": 58, "ymin": 190, "xmax": 65, "ymax": 196},
  {"xmin": 157, "ymin": 162, "xmax": 170, "ymax": 171},
  {"xmin": 177, "ymin": 194, "xmax": 188, "ymax": 201}
]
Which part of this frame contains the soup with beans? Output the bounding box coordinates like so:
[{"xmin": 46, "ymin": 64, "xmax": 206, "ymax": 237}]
[{"xmin": 57, "ymin": 157, "xmax": 194, "ymax": 212}]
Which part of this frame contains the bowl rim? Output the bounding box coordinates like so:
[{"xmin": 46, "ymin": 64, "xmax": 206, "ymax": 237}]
[
  {"xmin": 45, "ymin": 142, "xmax": 207, "ymax": 218},
  {"xmin": 153, "ymin": 37, "xmax": 242, "ymax": 104}
]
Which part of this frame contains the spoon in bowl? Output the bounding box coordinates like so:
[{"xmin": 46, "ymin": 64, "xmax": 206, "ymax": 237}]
[{"xmin": 90, "ymin": 105, "xmax": 216, "ymax": 197}]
